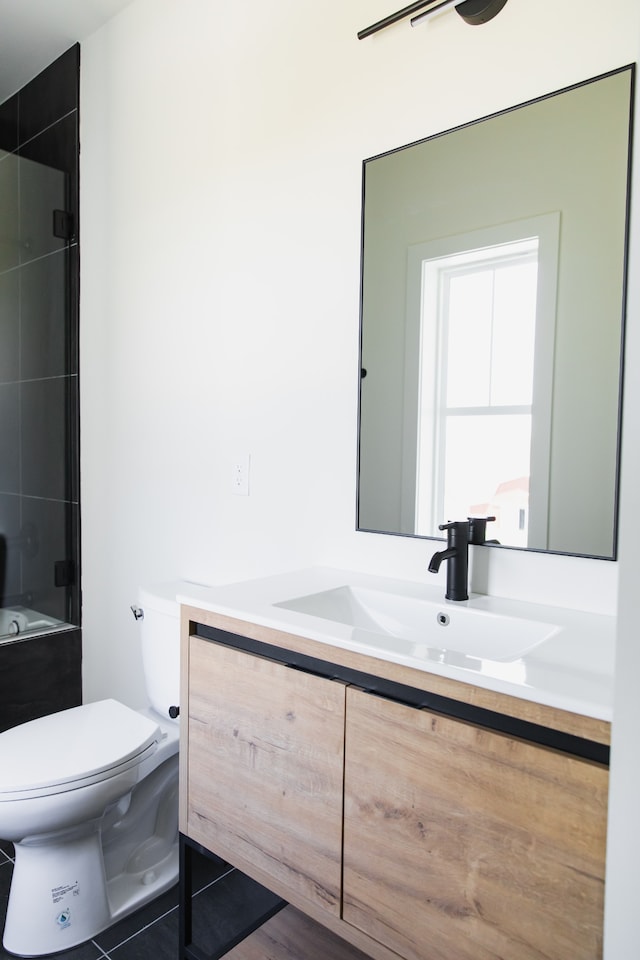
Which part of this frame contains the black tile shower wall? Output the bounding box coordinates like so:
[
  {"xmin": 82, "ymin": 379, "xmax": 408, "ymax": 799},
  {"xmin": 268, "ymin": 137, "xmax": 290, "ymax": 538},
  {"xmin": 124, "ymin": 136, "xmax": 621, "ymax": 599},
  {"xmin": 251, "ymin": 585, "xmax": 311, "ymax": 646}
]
[
  {"xmin": 0, "ymin": 630, "xmax": 82, "ymax": 732},
  {"xmin": 0, "ymin": 93, "xmax": 18, "ymax": 154},
  {"xmin": 0, "ymin": 45, "xmax": 81, "ymax": 726},
  {"xmin": 18, "ymin": 49, "xmax": 79, "ymax": 146},
  {"xmin": 0, "ymin": 496, "xmax": 20, "ymax": 601},
  {"xmin": 19, "ymin": 110, "xmax": 79, "ymax": 255},
  {"xmin": 20, "ymin": 246, "xmax": 78, "ymax": 380}
]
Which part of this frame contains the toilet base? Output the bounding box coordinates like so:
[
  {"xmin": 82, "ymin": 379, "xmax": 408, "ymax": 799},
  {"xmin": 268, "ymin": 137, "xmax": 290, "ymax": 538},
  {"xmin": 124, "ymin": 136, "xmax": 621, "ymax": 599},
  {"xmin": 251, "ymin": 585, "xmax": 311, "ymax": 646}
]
[
  {"xmin": 107, "ymin": 840, "xmax": 178, "ymax": 924},
  {"xmin": 4, "ymin": 834, "xmax": 179, "ymax": 957},
  {"xmin": 4, "ymin": 830, "xmax": 112, "ymax": 956},
  {"xmin": 2, "ymin": 753, "xmax": 180, "ymax": 957}
]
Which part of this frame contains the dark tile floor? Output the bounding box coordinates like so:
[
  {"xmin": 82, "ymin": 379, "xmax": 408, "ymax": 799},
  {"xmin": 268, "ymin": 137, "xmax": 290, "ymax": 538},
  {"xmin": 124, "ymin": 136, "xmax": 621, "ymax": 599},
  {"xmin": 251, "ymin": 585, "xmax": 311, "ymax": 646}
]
[{"xmin": 0, "ymin": 837, "xmax": 242, "ymax": 960}]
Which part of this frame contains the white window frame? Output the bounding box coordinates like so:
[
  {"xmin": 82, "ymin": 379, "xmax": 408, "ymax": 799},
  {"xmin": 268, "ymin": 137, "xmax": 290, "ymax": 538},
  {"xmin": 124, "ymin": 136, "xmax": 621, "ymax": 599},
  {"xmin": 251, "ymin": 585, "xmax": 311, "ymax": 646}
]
[{"xmin": 401, "ymin": 214, "xmax": 560, "ymax": 546}]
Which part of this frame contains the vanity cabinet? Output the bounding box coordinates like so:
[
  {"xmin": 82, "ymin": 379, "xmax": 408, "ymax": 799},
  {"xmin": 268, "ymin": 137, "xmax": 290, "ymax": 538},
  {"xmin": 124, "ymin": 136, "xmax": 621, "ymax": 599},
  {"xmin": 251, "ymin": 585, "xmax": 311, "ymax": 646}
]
[
  {"xmin": 343, "ymin": 687, "xmax": 607, "ymax": 960},
  {"xmin": 180, "ymin": 614, "xmax": 609, "ymax": 960},
  {"xmin": 185, "ymin": 638, "xmax": 345, "ymax": 919}
]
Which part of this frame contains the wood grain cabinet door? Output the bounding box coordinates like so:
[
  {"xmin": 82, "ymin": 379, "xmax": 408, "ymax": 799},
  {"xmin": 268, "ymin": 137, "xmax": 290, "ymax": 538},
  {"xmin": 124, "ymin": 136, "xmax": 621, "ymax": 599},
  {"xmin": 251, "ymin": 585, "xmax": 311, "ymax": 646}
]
[
  {"xmin": 184, "ymin": 638, "xmax": 346, "ymax": 917},
  {"xmin": 343, "ymin": 686, "xmax": 608, "ymax": 960}
]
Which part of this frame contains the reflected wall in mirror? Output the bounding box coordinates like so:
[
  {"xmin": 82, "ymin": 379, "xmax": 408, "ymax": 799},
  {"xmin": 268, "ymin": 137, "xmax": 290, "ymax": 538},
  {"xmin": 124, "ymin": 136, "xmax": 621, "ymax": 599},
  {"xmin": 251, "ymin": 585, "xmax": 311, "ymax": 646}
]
[{"xmin": 357, "ymin": 66, "xmax": 634, "ymax": 559}]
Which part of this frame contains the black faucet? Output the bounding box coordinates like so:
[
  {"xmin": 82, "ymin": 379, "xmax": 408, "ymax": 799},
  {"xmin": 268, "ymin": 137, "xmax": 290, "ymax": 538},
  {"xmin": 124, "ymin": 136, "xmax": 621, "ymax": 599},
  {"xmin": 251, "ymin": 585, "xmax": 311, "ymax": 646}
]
[
  {"xmin": 428, "ymin": 517, "xmax": 497, "ymax": 601},
  {"xmin": 428, "ymin": 521, "xmax": 470, "ymax": 601}
]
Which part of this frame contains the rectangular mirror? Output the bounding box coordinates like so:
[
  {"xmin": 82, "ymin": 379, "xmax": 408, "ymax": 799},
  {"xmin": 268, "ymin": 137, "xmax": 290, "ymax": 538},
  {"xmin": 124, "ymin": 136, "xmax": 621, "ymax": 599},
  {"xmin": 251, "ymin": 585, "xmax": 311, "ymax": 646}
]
[{"xmin": 357, "ymin": 65, "xmax": 634, "ymax": 559}]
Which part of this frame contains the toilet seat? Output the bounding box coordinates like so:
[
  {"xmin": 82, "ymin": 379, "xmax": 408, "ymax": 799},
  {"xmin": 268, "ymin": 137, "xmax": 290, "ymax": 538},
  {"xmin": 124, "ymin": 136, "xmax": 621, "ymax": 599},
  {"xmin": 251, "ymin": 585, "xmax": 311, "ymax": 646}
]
[{"xmin": 0, "ymin": 699, "xmax": 160, "ymax": 801}]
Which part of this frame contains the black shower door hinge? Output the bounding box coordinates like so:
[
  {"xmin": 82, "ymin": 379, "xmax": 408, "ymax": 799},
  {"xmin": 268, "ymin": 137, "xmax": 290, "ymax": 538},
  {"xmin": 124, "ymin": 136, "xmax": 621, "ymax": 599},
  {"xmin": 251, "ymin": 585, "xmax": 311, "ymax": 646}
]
[
  {"xmin": 53, "ymin": 209, "xmax": 75, "ymax": 241},
  {"xmin": 54, "ymin": 559, "xmax": 75, "ymax": 587}
]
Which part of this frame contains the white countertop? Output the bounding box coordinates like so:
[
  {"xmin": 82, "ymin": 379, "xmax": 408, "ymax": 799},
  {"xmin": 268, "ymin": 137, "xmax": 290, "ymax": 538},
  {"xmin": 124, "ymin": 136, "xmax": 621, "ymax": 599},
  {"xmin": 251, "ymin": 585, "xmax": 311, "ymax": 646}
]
[{"xmin": 178, "ymin": 567, "xmax": 616, "ymax": 722}]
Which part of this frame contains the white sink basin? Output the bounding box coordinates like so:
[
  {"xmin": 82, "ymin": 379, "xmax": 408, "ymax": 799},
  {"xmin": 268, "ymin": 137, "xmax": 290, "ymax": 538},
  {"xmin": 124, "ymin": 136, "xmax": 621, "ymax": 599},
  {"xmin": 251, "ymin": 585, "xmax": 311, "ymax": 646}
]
[{"xmin": 275, "ymin": 585, "xmax": 560, "ymax": 662}]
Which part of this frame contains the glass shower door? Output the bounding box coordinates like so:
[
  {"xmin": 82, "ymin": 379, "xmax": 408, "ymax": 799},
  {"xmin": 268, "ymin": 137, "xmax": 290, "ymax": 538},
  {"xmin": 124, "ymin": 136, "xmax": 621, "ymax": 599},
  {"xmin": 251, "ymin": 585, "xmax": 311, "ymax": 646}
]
[{"xmin": 0, "ymin": 146, "xmax": 79, "ymax": 641}]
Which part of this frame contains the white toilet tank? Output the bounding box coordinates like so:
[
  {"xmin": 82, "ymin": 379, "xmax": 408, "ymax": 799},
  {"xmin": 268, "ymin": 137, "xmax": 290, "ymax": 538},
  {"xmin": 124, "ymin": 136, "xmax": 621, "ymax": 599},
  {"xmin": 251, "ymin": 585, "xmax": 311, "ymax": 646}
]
[{"xmin": 135, "ymin": 581, "xmax": 189, "ymax": 723}]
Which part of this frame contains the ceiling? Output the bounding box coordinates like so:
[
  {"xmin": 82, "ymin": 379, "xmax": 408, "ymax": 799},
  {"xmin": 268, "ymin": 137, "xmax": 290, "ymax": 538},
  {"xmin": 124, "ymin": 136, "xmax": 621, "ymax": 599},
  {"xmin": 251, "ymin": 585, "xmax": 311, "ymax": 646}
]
[{"xmin": 0, "ymin": 0, "xmax": 136, "ymax": 103}]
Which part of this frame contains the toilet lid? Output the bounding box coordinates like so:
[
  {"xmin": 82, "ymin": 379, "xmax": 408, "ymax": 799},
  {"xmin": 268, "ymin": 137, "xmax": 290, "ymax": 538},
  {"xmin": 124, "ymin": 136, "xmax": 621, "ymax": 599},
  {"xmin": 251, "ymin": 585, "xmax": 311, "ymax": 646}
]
[{"xmin": 0, "ymin": 699, "xmax": 161, "ymax": 796}]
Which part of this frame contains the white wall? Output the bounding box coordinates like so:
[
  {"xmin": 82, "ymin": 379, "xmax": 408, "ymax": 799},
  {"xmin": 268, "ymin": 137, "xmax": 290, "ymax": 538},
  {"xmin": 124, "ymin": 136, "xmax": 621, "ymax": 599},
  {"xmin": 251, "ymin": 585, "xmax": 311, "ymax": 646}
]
[{"xmin": 79, "ymin": 1, "xmax": 640, "ymax": 955}]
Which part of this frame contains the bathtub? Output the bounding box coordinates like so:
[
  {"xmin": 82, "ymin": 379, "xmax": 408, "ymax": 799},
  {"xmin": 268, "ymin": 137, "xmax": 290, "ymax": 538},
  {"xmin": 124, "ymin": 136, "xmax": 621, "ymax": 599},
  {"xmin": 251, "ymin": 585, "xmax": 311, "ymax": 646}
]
[{"xmin": 0, "ymin": 607, "xmax": 68, "ymax": 643}]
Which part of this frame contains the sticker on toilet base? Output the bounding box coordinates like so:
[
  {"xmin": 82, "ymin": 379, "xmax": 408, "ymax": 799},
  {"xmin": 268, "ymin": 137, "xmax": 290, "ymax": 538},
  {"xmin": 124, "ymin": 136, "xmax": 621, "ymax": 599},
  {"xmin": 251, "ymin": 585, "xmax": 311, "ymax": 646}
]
[
  {"xmin": 56, "ymin": 908, "xmax": 71, "ymax": 930},
  {"xmin": 51, "ymin": 880, "xmax": 79, "ymax": 904}
]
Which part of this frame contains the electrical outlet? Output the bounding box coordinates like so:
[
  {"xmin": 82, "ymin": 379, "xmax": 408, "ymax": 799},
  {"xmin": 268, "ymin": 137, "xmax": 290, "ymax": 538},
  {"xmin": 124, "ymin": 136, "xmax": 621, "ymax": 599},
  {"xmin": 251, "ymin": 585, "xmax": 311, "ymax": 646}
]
[{"xmin": 232, "ymin": 456, "xmax": 250, "ymax": 496}]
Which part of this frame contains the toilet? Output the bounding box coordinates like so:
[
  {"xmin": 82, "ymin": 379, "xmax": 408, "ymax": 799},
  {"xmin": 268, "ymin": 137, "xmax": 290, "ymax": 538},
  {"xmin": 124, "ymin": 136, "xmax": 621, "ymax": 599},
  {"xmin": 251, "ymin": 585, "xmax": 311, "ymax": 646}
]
[{"xmin": 0, "ymin": 581, "xmax": 187, "ymax": 957}]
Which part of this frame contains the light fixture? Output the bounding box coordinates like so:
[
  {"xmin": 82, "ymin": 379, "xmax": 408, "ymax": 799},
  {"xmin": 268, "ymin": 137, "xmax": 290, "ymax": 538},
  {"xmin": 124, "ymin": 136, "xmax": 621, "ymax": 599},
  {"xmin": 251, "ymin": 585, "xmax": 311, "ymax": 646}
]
[
  {"xmin": 358, "ymin": 0, "xmax": 508, "ymax": 39},
  {"xmin": 410, "ymin": 0, "xmax": 461, "ymax": 28}
]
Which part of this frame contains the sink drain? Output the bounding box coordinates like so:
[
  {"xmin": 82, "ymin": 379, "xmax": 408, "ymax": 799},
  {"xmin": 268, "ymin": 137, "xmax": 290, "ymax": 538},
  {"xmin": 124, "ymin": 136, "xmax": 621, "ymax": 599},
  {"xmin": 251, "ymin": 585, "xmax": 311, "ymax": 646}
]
[{"xmin": 436, "ymin": 612, "xmax": 450, "ymax": 627}]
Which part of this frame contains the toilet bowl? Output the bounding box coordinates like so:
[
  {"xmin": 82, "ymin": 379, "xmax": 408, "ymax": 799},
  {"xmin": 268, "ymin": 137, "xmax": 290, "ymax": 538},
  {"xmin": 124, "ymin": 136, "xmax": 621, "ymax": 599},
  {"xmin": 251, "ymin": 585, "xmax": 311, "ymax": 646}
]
[{"xmin": 0, "ymin": 582, "xmax": 188, "ymax": 957}]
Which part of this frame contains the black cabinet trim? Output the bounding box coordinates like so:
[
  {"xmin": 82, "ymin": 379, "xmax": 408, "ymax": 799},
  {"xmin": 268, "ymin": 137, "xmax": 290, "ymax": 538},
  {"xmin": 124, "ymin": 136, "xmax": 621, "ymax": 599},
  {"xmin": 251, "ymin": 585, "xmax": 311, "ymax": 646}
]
[{"xmin": 192, "ymin": 621, "xmax": 609, "ymax": 767}]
